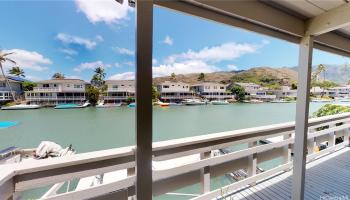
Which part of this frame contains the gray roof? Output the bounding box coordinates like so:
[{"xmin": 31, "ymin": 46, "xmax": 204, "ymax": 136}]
[{"xmin": 37, "ymin": 79, "xmax": 88, "ymax": 84}]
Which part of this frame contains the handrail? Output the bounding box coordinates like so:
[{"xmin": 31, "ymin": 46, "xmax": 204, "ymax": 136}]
[{"xmin": 1, "ymin": 113, "xmax": 350, "ymax": 199}]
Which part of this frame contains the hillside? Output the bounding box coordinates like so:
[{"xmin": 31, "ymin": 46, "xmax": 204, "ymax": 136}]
[{"xmin": 153, "ymin": 67, "xmax": 298, "ymax": 86}]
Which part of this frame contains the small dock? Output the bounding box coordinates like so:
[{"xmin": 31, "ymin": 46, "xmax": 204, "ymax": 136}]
[{"xmin": 227, "ymin": 147, "xmax": 350, "ymax": 200}]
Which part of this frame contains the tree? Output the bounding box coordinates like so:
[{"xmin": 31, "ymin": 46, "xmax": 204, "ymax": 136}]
[
  {"xmin": 231, "ymin": 85, "xmax": 246, "ymax": 102},
  {"xmin": 91, "ymin": 66, "xmax": 106, "ymax": 88},
  {"xmin": 152, "ymin": 86, "xmax": 160, "ymax": 101},
  {"xmin": 52, "ymin": 73, "xmax": 65, "ymax": 79},
  {"xmin": 291, "ymin": 82, "xmax": 297, "ymax": 90},
  {"xmin": 198, "ymin": 73, "xmax": 205, "ymax": 81},
  {"xmin": 22, "ymin": 81, "xmax": 37, "ymax": 91},
  {"xmin": 0, "ymin": 51, "xmax": 17, "ymax": 101},
  {"xmin": 85, "ymin": 85, "xmax": 100, "ymax": 105},
  {"xmin": 8, "ymin": 66, "xmax": 25, "ymax": 77},
  {"xmin": 170, "ymin": 73, "xmax": 176, "ymax": 81}
]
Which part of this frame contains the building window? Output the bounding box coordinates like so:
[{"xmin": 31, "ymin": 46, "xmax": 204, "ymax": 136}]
[
  {"xmin": 67, "ymin": 84, "xmax": 70, "ymax": 87},
  {"xmin": 74, "ymin": 84, "xmax": 82, "ymax": 88},
  {"xmin": 163, "ymin": 85, "xmax": 169, "ymax": 88},
  {"xmin": 43, "ymin": 84, "xmax": 49, "ymax": 88},
  {"xmin": 0, "ymin": 83, "xmax": 6, "ymax": 87},
  {"xmin": 220, "ymin": 86, "xmax": 224, "ymax": 89},
  {"xmin": 112, "ymin": 85, "xmax": 118, "ymax": 89}
]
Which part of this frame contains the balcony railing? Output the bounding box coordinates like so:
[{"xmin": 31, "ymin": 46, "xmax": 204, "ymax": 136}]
[
  {"xmin": 33, "ymin": 87, "xmax": 61, "ymax": 92},
  {"xmin": 26, "ymin": 96, "xmax": 86, "ymax": 101},
  {"xmin": 0, "ymin": 113, "xmax": 349, "ymax": 199}
]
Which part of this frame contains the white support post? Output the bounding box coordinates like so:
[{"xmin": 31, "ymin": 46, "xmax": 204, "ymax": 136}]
[
  {"xmin": 283, "ymin": 133, "xmax": 292, "ymax": 164},
  {"xmin": 248, "ymin": 141, "xmax": 257, "ymax": 185},
  {"xmin": 135, "ymin": 1, "xmax": 154, "ymax": 200},
  {"xmin": 292, "ymin": 35, "xmax": 313, "ymax": 200},
  {"xmin": 328, "ymin": 124, "xmax": 336, "ymax": 149},
  {"xmin": 200, "ymin": 151, "xmax": 211, "ymax": 194}
]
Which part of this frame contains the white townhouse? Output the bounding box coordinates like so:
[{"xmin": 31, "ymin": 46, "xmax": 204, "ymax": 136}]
[
  {"xmin": 25, "ymin": 79, "xmax": 87, "ymax": 106},
  {"xmin": 270, "ymin": 86, "xmax": 297, "ymax": 99},
  {"xmin": 234, "ymin": 82, "xmax": 276, "ymax": 101},
  {"xmin": 104, "ymin": 80, "xmax": 135, "ymax": 103},
  {"xmin": 156, "ymin": 81, "xmax": 196, "ymax": 102},
  {"xmin": 191, "ymin": 82, "xmax": 234, "ymax": 100},
  {"xmin": 0, "ymin": 76, "xmax": 24, "ymax": 103},
  {"xmin": 327, "ymin": 85, "xmax": 350, "ymax": 97},
  {"xmin": 234, "ymin": 82, "xmax": 261, "ymax": 95}
]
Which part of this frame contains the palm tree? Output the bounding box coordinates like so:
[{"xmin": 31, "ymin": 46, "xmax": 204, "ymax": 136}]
[
  {"xmin": 318, "ymin": 64, "xmax": 326, "ymax": 82},
  {"xmin": 52, "ymin": 73, "xmax": 65, "ymax": 79},
  {"xmin": 170, "ymin": 72, "xmax": 176, "ymax": 81},
  {"xmin": 8, "ymin": 66, "xmax": 25, "ymax": 77},
  {"xmin": 91, "ymin": 66, "xmax": 106, "ymax": 87},
  {"xmin": 198, "ymin": 72, "xmax": 205, "ymax": 81},
  {"xmin": 0, "ymin": 51, "xmax": 17, "ymax": 101}
]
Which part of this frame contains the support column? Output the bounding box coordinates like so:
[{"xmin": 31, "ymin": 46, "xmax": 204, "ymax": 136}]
[
  {"xmin": 200, "ymin": 151, "xmax": 211, "ymax": 194},
  {"xmin": 292, "ymin": 35, "xmax": 314, "ymax": 200},
  {"xmin": 247, "ymin": 141, "xmax": 257, "ymax": 185},
  {"xmin": 135, "ymin": 1, "xmax": 153, "ymax": 200}
]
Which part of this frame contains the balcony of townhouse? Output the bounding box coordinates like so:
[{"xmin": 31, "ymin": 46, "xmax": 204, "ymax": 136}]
[
  {"xmin": 160, "ymin": 92, "xmax": 197, "ymax": 100},
  {"xmin": 33, "ymin": 86, "xmax": 61, "ymax": 92},
  {"xmin": 200, "ymin": 92, "xmax": 235, "ymax": 100},
  {"xmin": 26, "ymin": 95, "xmax": 85, "ymax": 101}
]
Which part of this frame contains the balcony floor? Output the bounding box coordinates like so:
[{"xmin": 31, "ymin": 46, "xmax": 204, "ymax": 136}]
[{"xmin": 229, "ymin": 147, "xmax": 350, "ymax": 200}]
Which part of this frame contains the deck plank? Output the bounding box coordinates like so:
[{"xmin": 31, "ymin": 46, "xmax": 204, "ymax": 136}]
[{"xmin": 229, "ymin": 147, "xmax": 350, "ymax": 200}]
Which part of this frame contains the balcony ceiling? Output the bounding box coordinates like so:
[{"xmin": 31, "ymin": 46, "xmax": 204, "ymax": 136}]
[{"xmin": 154, "ymin": 0, "xmax": 350, "ymax": 57}]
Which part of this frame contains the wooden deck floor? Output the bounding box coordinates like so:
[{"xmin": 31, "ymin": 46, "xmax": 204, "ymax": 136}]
[{"xmin": 228, "ymin": 147, "xmax": 350, "ymax": 200}]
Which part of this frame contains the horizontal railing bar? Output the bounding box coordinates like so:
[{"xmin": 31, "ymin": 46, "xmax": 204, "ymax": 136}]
[
  {"xmin": 153, "ymin": 138, "xmax": 293, "ymax": 181},
  {"xmin": 45, "ymin": 176, "xmax": 135, "ymax": 200},
  {"xmin": 308, "ymin": 123, "xmax": 350, "ymax": 139},
  {"xmin": 191, "ymin": 162, "xmax": 293, "ymax": 200},
  {"xmin": 153, "ymin": 131, "xmax": 294, "ymax": 161},
  {"xmin": 15, "ymin": 157, "xmax": 134, "ymax": 192}
]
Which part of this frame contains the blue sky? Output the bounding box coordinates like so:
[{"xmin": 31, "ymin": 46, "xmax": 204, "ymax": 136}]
[{"xmin": 1, "ymin": 0, "xmax": 349, "ymax": 81}]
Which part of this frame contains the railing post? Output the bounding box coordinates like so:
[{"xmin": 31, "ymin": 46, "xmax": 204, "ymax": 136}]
[
  {"xmin": 200, "ymin": 151, "xmax": 211, "ymax": 194},
  {"xmin": 307, "ymin": 128, "xmax": 316, "ymax": 156},
  {"xmin": 248, "ymin": 141, "xmax": 257, "ymax": 185},
  {"xmin": 345, "ymin": 120, "xmax": 350, "ymax": 146},
  {"xmin": 283, "ymin": 132, "xmax": 292, "ymax": 164},
  {"xmin": 328, "ymin": 124, "xmax": 336, "ymax": 150},
  {"xmin": 292, "ymin": 35, "xmax": 313, "ymax": 200}
]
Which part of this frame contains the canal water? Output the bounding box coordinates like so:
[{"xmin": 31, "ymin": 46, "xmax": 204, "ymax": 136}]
[{"xmin": 0, "ymin": 103, "xmax": 327, "ymax": 199}]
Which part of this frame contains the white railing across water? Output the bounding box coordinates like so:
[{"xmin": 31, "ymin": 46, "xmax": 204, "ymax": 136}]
[{"xmin": 0, "ymin": 113, "xmax": 350, "ymax": 200}]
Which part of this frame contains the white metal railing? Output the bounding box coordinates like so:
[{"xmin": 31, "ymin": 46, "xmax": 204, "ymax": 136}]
[
  {"xmin": 33, "ymin": 87, "xmax": 61, "ymax": 92},
  {"xmin": 26, "ymin": 97, "xmax": 86, "ymax": 101},
  {"xmin": 0, "ymin": 113, "xmax": 349, "ymax": 200}
]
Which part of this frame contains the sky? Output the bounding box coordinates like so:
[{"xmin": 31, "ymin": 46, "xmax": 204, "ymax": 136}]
[{"xmin": 1, "ymin": 0, "xmax": 350, "ymax": 81}]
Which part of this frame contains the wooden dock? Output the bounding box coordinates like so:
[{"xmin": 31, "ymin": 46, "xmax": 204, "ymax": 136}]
[{"xmin": 226, "ymin": 147, "xmax": 350, "ymax": 200}]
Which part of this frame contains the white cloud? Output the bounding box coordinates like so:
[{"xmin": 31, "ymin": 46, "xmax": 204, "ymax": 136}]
[
  {"xmin": 109, "ymin": 72, "xmax": 135, "ymax": 80},
  {"xmin": 152, "ymin": 58, "xmax": 158, "ymax": 65},
  {"xmin": 124, "ymin": 61, "xmax": 134, "ymax": 67},
  {"xmin": 227, "ymin": 64, "xmax": 239, "ymax": 71},
  {"xmin": 96, "ymin": 35, "xmax": 104, "ymax": 42},
  {"xmin": 166, "ymin": 42, "xmax": 260, "ymax": 64},
  {"xmin": 2, "ymin": 49, "xmax": 52, "ymax": 72},
  {"xmin": 26, "ymin": 75, "xmax": 42, "ymax": 82},
  {"xmin": 59, "ymin": 48, "xmax": 78, "ymax": 56},
  {"xmin": 162, "ymin": 35, "xmax": 173, "ymax": 46},
  {"xmin": 115, "ymin": 62, "xmax": 122, "ymax": 68},
  {"xmin": 56, "ymin": 33, "xmax": 99, "ymax": 50},
  {"xmin": 75, "ymin": 0, "xmax": 132, "ymax": 24},
  {"xmin": 74, "ymin": 61, "xmax": 111, "ymax": 72},
  {"xmin": 66, "ymin": 75, "xmax": 82, "ymax": 79},
  {"xmin": 113, "ymin": 47, "xmax": 134, "ymax": 56},
  {"xmin": 153, "ymin": 60, "xmax": 219, "ymax": 77}
]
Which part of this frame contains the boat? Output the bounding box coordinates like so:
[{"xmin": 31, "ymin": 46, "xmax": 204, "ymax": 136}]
[
  {"xmin": 156, "ymin": 101, "xmax": 169, "ymax": 107},
  {"xmin": 128, "ymin": 102, "xmax": 136, "ymax": 107},
  {"xmin": 54, "ymin": 102, "xmax": 90, "ymax": 109},
  {"xmin": 96, "ymin": 101, "xmax": 121, "ymax": 108},
  {"xmin": 311, "ymin": 98, "xmax": 333, "ymax": 103},
  {"xmin": 211, "ymin": 100, "xmax": 229, "ymax": 105},
  {"xmin": 250, "ymin": 99, "xmax": 264, "ymax": 103},
  {"xmin": 182, "ymin": 99, "xmax": 206, "ymax": 105},
  {"xmin": 1, "ymin": 104, "xmax": 41, "ymax": 110},
  {"xmin": 169, "ymin": 102, "xmax": 183, "ymax": 106},
  {"xmin": 271, "ymin": 99, "xmax": 295, "ymax": 103},
  {"xmin": 0, "ymin": 121, "xmax": 18, "ymax": 129}
]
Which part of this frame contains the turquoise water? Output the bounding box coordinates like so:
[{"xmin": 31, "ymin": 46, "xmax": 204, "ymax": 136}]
[{"xmin": 0, "ymin": 103, "xmax": 326, "ymax": 199}]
